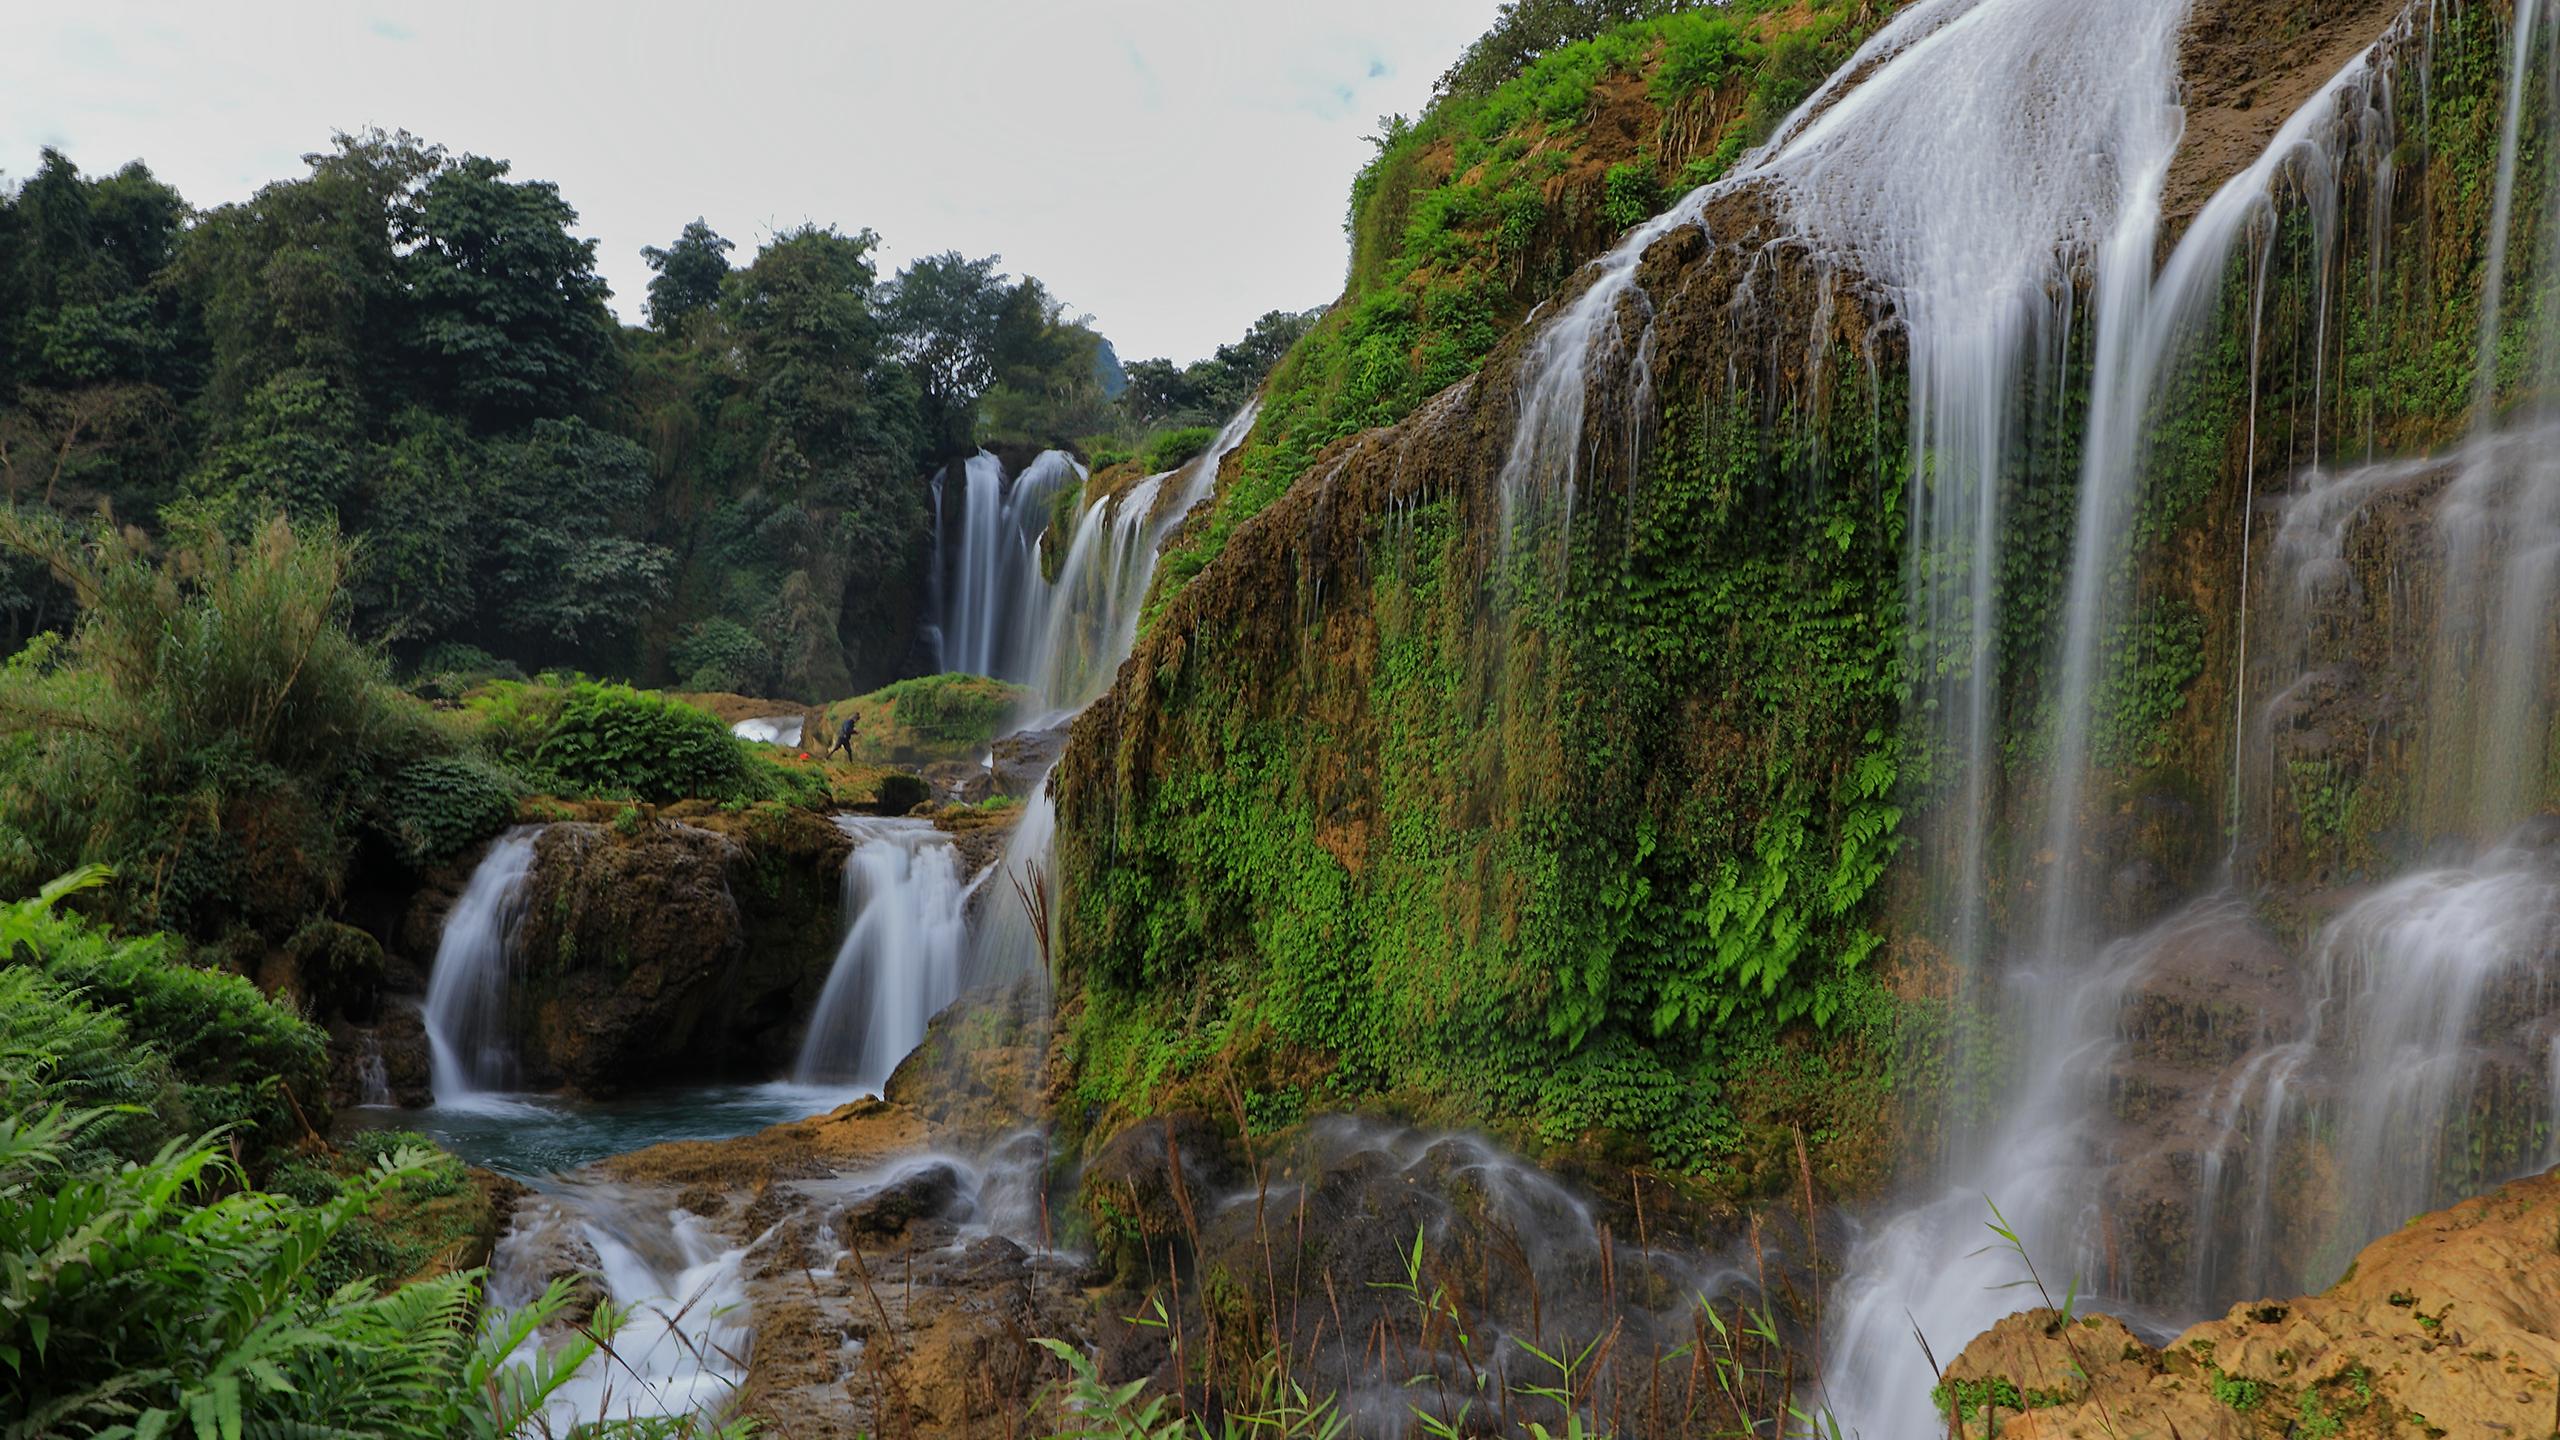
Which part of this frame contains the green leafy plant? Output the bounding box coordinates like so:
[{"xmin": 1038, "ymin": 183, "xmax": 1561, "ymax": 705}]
[{"xmin": 531, "ymin": 682, "xmax": 758, "ymax": 802}]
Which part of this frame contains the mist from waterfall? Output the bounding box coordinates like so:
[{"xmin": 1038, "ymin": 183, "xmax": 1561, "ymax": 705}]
[{"xmin": 422, "ymin": 827, "xmax": 543, "ymax": 1104}]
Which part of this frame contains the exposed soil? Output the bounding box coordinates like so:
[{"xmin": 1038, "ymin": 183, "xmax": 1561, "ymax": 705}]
[{"xmin": 2166, "ymin": 0, "xmax": 2420, "ymax": 237}]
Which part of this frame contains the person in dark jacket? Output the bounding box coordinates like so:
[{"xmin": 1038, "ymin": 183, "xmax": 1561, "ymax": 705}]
[{"xmin": 824, "ymin": 712, "xmax": 859, "ymax": 760}]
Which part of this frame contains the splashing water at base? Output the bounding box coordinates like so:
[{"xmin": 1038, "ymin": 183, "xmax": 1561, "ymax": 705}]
[{"xmin": 485, "ymin": 1183, "xmax": 757, "ymax": 1430}]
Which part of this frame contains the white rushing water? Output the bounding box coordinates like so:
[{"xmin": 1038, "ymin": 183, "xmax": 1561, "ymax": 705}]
[
  {"xmin": 932, "ymin": 449, "xmax": 1088, "ymax": 681},
  {"xmin": 422, "ymin": 828, "xmax": 544, "ymax": 1104},
  {"xmin": 485, "ymin": 1184, "xmax": 756, "ymax": 1430},
  {"xmin": 730, "ymin": 714, "xmax": 804, "ymax": 747},
  {"xmin": 793, "ymin": 816, "xmax": 979, "ymax": 1092}
]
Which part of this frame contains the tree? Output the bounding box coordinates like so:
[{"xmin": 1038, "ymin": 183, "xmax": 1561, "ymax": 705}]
[
  {"xmin": 405, "ymin": 154, "xmax": 615, "ymax": 428},
  {"xmin": 477, "ymin": 417, "xmax": 672, "ymax": 655},
  {"xmin": 175, "ymin": 130, "xmax": 443, "ymax": 426},
  {"xmin": 640, "ymin": 218, "xmax": 733, "ymax": 333},
  {"xmin": 880, "ymin": 250, "xmax": 1009, "ymax": 454}
]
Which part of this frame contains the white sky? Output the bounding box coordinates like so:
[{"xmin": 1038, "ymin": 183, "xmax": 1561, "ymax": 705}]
[{"xmin": 2, "ymin": 1, "xmax": 1498, "ymax": 363}]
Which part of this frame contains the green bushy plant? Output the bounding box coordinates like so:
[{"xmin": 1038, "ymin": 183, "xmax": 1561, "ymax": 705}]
[
  {"xmin": 670, "ymin": 617, "xmax": 772, "ymax": 695},
  {"xmin": 872, "ymin": 672, "xmax": 1027, "ymax": 747},
  {"xmin": 1602, "ymin": 158, "xmax": 1664, "ymax": 230},
  {"xmin": 9, "ymin": 880, "xmax": 328, "ymax": 1148},
  {"xmin": 1142, "ymin": 425, "xmax": 1220, "ymax": 474},
  {"xmin": 0, "ymin": 1103, "xmax": 745, "ymax": 1439},
  {"xmin": 0, "ymin": 509, "xmax": 448, "ymax": 936},
  {"xmin": 531, "ymin": 682, "xmax": 758, "ymax": 802},
  {"xmin": 410, "ymin": 641, "xmax": 526, "ymax": 700},
  {"xmin": 386, "ymin": 754, "xmax": 527, "ymax": 865}
]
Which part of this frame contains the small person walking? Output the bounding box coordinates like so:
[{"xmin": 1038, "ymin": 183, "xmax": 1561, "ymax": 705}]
[{"xmin": 824, "ymin": 712, "xmax": 859, "ymax": 761}]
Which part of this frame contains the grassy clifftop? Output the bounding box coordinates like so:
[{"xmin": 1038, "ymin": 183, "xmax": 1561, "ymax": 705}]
[{"xmin": 1152, "ymin": 0, "xmax": 1893, "ymax": 611}]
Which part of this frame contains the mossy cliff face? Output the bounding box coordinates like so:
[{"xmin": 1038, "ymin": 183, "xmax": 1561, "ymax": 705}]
[
  {"xmin": 1053, "ymin": 0, "xmax": 2537, "ymax": 1222},
  {"xmin": 1057, "ymin": 184, "xmax": 1914, "ymax": 1189}
]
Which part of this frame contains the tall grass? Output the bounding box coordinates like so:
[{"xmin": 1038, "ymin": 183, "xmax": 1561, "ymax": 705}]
[{"xmin": 0, "ymin": 507, "xmax": 447, "ymax": 932}]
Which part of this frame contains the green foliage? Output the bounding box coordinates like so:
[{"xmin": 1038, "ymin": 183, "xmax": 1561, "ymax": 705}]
[
  {"xmin": 1155, "ymin": 0, "xmax": 1888, "ymax": 618},
  {"xmin": 1142, "ymin": 425, "xmax": 1220, "ymax": 474},
  {"xmin": 1113, "ymin": 309, "xmax": 1320, "ymax": 434},
  {"xmin": 0, "ymin": 1102, "xmax": 734, "ymax": 1439},
  {"xmin": 1650, "ymin": 15, "xmax": 1752, "ymax": 102},
  {"xmin": 1601, "ymin": 159, "xmax": 1665, "ymax": 230},
  {"xmin": 528, "ymin": 682, "xmax": 758, "ymax": 803},
  {"xmin": 641, "ymin": 218, "xmax": 734, "ymax": 334},
  {"xmin": 2089, "ymin": 597, "xmax": 2205, "ymax": 771},
  {"xmin": 0, "ymin": 510, "xmax": 449, "ymax": 935},
  {"xmin": 1066, "ymin": 359, "xmax": 1910, "ymax": 1174},
  {"xmin": 13, "ymin": 895, "xmax": 328, "ymax": 1150},
  {"xmin": 869, "ymin": 671, "xmax": 1029, "ymax": 747},
  {"xmin": 671, "ymin": 617, "xmax": 773, "ymax": 695},
  {"xmin": 2210, "ymin": 1368, "xmax": 2266, "ymax": 1412},
  {"xmin": 385, "ymin": 755, "xmax": 526, "ymax": 866}
]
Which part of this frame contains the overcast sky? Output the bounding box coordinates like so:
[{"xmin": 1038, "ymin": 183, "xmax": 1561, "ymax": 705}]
[{"xmin": 2, "ymin": 1, "xmax": 1498, "ymax": 363}]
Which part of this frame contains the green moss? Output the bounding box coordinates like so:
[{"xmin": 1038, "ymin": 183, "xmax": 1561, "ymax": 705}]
[
  {"xmin": 1149, "ymin": 0, "xmax": 1892, "ymax": 623},
  {"xmin": 1065, "ymin": 352, "xmax": 1913, "ymax": 1178}
]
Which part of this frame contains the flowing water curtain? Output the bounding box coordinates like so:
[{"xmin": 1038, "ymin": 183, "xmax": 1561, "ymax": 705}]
[
  {"xmin": 421, "ymin": 826, "xmax": 545, "ymax": 1101},
  {"xmin": 794, "ymin": 816, "xmax": 976, "ymax": 1092}
]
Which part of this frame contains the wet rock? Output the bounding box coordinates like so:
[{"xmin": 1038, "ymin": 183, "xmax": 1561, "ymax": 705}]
[
  {"xmin": 601, "ymin": 1097, "xmax": 931, "ymax": 1190},
  {"xmin": 1945, "ymin": 1165, "xmax": 2560, "ymax": 1438},
  {"xmin": 836, "ymin": 1162, "xmax": 968, "ymax": 1239},
  {"xmin": 989, "ymin": 725, "xmax": 1068, "ymax": 798},
  {"xmin": 1079, "ymin": 1112, "xmax": 1244, "ymax": 1286},
  {"xmin": 922, "ymin": 759, "xmax": 992, "ymax": 806},
  {"xmin": 882, "ymin": 980, "xmax": 1051, "ymax": 1140},
  {"xmin": 510, "ymin": 821, "xmax": 749, "ymax": 1094}
]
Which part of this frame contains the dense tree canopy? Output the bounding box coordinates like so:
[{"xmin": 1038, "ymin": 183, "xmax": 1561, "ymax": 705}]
[{"xmin": 0, "ymin": 133, "xmax": 1306, "ymax": 699}]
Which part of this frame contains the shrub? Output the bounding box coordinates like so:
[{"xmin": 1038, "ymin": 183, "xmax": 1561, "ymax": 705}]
[
  {"xmin": 0, "ymin": 509, "xmax": 447, "ymax": 936},
  {"xmin": 411, "ymin": 641, "xmax": 525, "ymax": 700},
  {"xmin": 1079, "ymin": 435, "xmax": 1135, "ymax": 470},
  {"xmin": 873, "ymin": 672, "xmax": 1025, "ymax": 746},
  {"xmin": 1603, "ymin": 158, "xmax": 1665, "ymax": 230},
  {"xmin": 874, "ymin": 772, "xmax": 930, "ymax": 813},
  {"xmin": 36, "ymin": 914, "xmax": 329, "ymax": 1142},
  {"xmin": 532, "ymin": 681, "xmax": 758, "ymax": 802},
  {"xmin": 387, "ymin": 754, "xmax": 526, "ymax": 865},
  {"xmin": 1142, "ymin": 424, "xmax": 1220, "ymax": 473},
  {"xmin": 0, "ymin": 1105, "xmax": 708, "ymax": 1439},
  {"xmin": 1650, "ymin": 14, "xmax": 1751, "ymax": 103},
  {"xmin": 670, "ymin": 617, "xmax": 772, "ymax": 695}
]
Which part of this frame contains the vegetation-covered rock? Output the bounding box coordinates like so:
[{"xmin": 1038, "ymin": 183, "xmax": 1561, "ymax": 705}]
[{"xmin": 1941, "ymin": 1165, "xmax": 2560, "ymax": 1438}]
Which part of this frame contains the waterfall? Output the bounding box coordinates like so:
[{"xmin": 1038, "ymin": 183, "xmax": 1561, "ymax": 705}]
[
  {"xmin": 793, "ymin": 816, "xmax": 977, "ymax": 1092},
  {"xmin": 798, "ymin": 409, "xmax": 1250, "ymax": 1099},
  {"xmin": 484, "ymin": 1183, "xmax": 754, "ymax": 1429},
  {"xmin": 1818, "ymin": 27, "xmax": 2417, "ymax": 1432},
  {"xmin": 932, "ymin": 449, "xmax": 1088, "ymax": 680},
  {"xmin": 422, "ymin": 828, "xmax": 543, "ymax": 1104},
  {"xmin": 1017, "ymin": 405, "xmax": 1257, "ymax": 721}
]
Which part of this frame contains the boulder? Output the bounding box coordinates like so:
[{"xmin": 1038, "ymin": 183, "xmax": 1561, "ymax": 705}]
[
  {"xmin": 1941, "ymin": 1165, "xmax": 2560, "ymax": 1437},
  {"xmin": 922, "ymin": 759, "xmax": 993, "ymax": 807},
  {"xmin": 988, "ymin": 725, "xmax": 1068, "ymax": 799}
]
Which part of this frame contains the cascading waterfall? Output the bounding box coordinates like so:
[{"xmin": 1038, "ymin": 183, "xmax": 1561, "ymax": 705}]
[
  {"xmin": 2182, "ymin": 4, "xmax": 2560, "ymax": 1299},
  {"xmin": 801, "ymin": 407, "xmax": 1253, "ymax": 1084},
  {"xmin": 931, "ymin": 449, "xmax": 1088, "ymax": 680},
  {"xmin": 422, "ymin": 827, "xmax": 543, "ymax": 1103},
  {"xmin": 793, "ymin": 816, "xmax": 976, "ymax": 1093},
  {"xmin": 1469, "ymin": 0, "xmax": 2559, "ymax": 1428},
  {"xmin": 1475, "ymin": 0, "xmax": 2198, "ymax": 1427},
  {"xmin": 484, "ymin": 1183, "xmax": 755, "ymax": 1428},
  {"xmin": 1018, "ymin": 406, "xmax": 1256, "ymax": 717},
  {"xmin": 1821, "ymin": 25, "xmax": 2427, "ymax": 1434}
]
